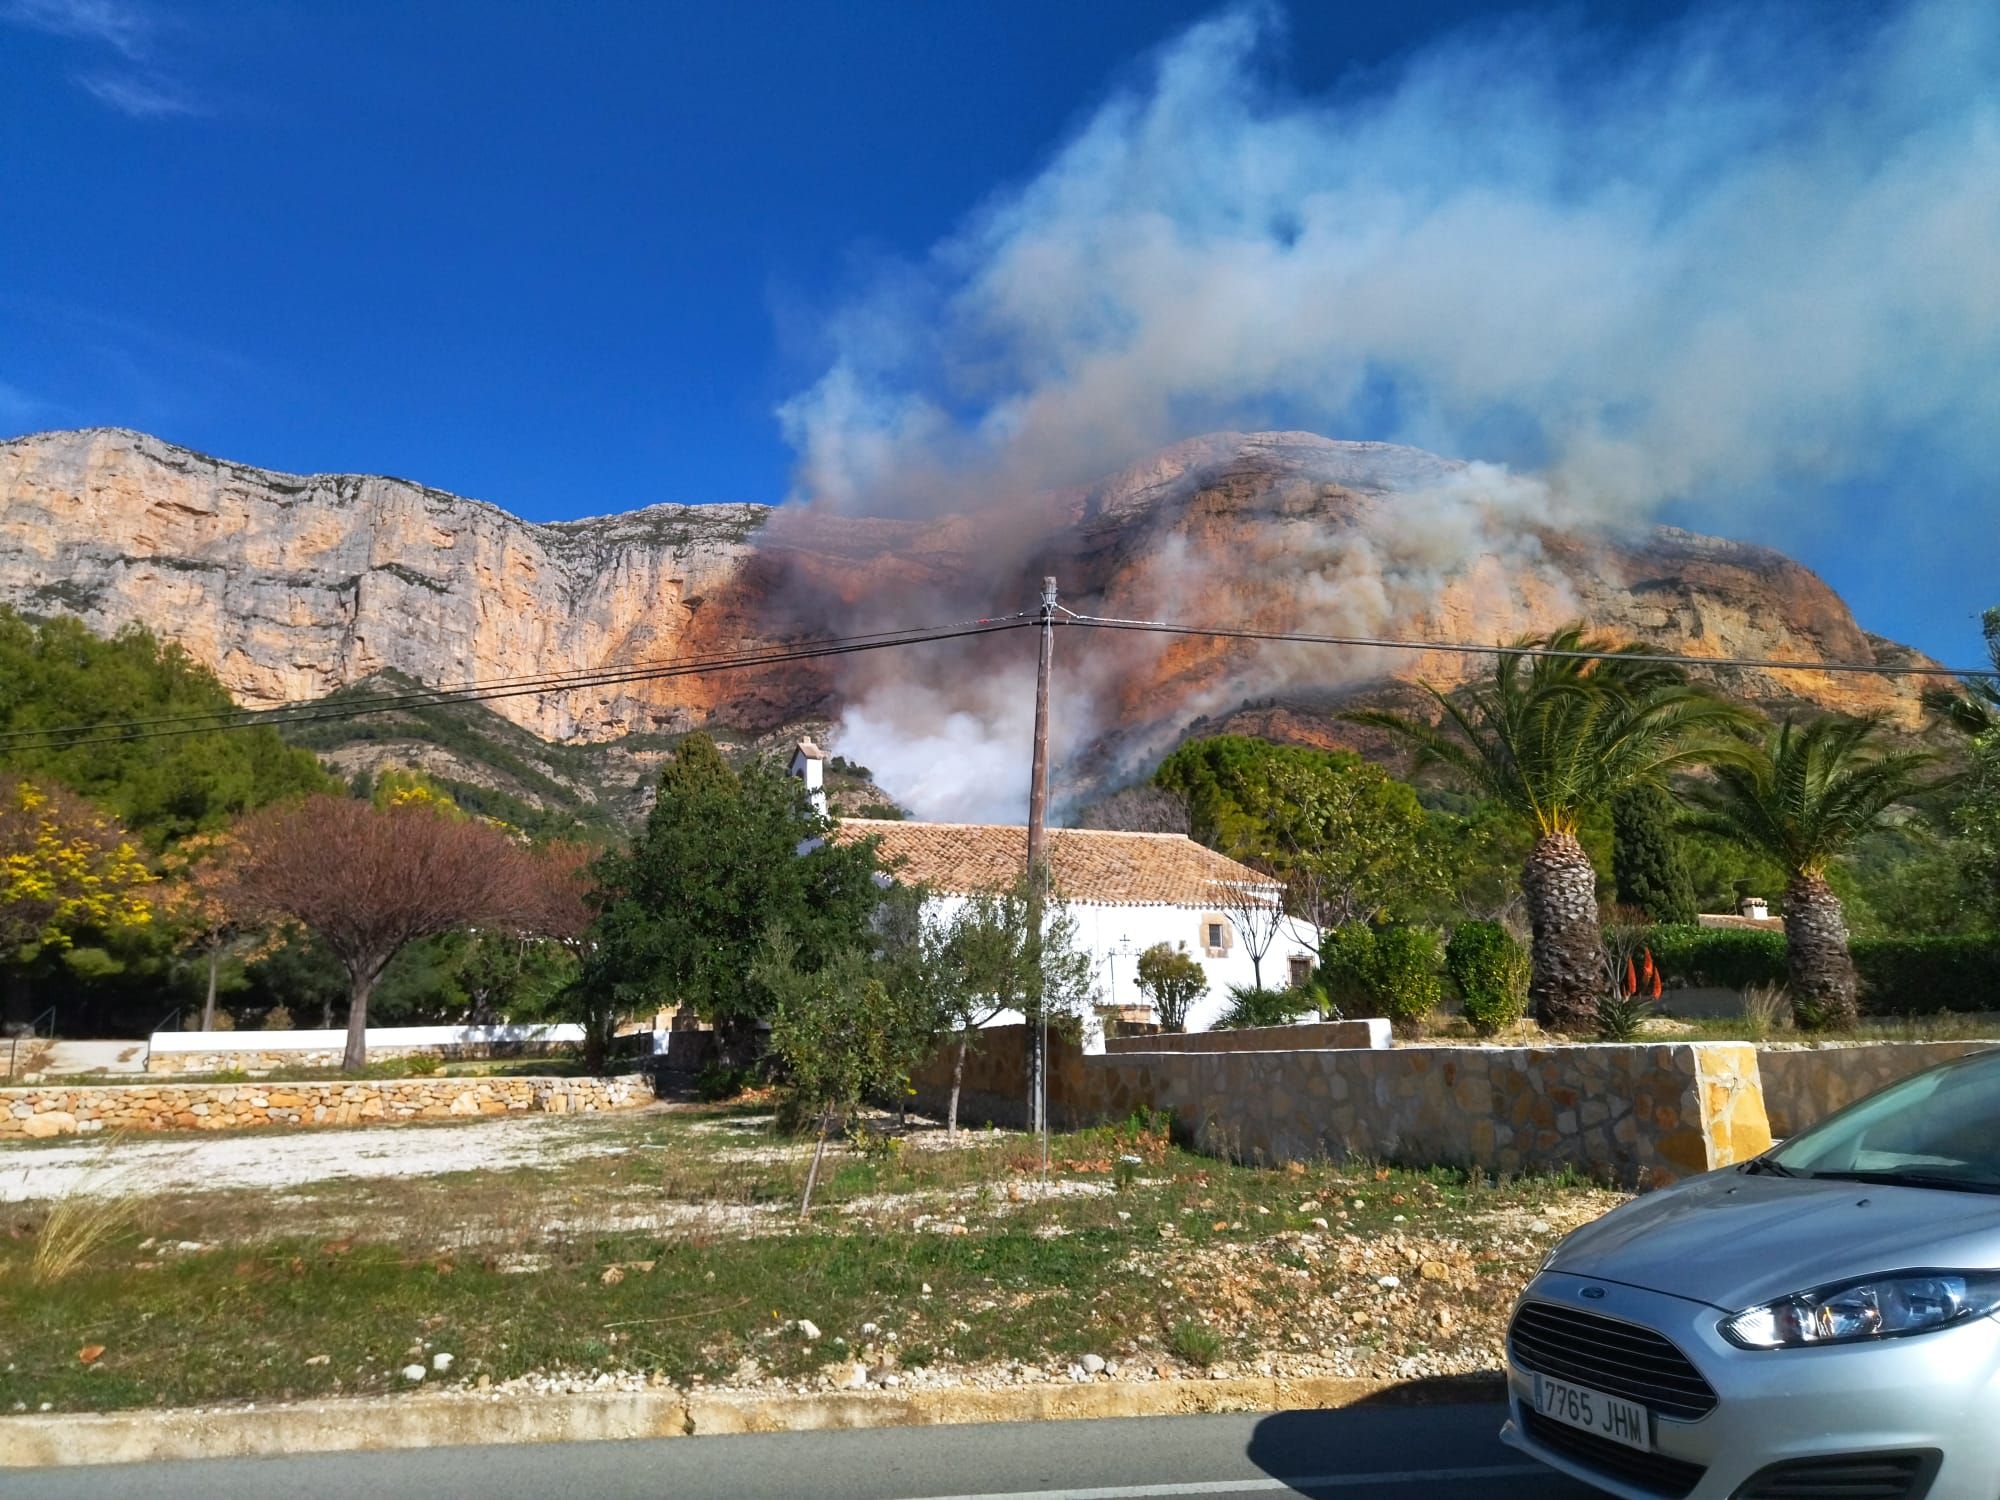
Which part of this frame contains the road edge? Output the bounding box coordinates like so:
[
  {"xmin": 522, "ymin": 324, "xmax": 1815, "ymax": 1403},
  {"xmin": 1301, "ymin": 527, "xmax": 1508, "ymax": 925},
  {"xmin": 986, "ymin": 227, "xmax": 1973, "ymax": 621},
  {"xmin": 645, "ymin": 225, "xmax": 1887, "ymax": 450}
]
[{"xmin": 0, "ymin": 1372, "xmax": 1506, "ymax": 1469}]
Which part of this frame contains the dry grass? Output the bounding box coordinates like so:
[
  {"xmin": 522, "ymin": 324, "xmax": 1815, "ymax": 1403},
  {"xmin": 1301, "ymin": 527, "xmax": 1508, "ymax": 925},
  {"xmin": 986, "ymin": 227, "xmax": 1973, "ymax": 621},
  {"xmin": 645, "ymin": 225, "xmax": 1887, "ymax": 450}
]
[
  {"xmin": 26, "ymin": 1141, "xmax": 149, "ymax": 1285},
  {"xmin": 1739, "ymin": 983, "xmax": 1794, "ymax": 1041}
]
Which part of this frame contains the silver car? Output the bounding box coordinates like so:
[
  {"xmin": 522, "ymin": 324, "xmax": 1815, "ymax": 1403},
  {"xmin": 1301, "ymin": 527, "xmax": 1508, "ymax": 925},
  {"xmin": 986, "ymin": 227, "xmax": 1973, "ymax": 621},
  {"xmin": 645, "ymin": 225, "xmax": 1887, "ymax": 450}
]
[{"xmin": 1501, "ymin": 1046, "xmax": 2000, "ymax": 1499}]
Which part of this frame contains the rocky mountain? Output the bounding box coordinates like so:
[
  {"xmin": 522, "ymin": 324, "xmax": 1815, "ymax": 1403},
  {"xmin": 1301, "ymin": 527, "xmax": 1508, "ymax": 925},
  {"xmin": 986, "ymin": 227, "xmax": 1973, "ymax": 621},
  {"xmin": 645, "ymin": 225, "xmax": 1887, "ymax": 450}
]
[{"xmin": 0, "ymin": 426, "xmax": 1935, "ymax": 821}]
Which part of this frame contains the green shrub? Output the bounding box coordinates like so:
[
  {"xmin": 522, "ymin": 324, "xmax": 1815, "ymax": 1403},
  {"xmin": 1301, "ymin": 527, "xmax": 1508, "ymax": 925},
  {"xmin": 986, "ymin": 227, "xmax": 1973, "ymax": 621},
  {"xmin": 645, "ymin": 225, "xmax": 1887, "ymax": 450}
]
[
  {"xmin": 1444, "ymin": 921, "xmax": 1530, "ymax": 1034},
  {"xmin": 1639, "ymin": 927, "xmax": 2000, "ymax": 1015},
  {"xmin": 403, "ymin": 1054, "xmax": 443, "ymax": 1076},
  {"xmin": 1317, "ymin": 924, "xmax": 1380, "ymax": 1017},
  {"xmin": 1594, "ymin": 990, "xmax": 1655, "ymax": 1042},
  {"xmin": 1644, "ymin": 925, "xmax": 1786, "ymax": 990},
  {"xmin": 1320, "ymin": 923, "xmax": 1443, "ymax": 1027},
  {"xmin": 1215, "ymin": 984, "xmax": 1309, "ymax": 1030},
  {"xmin": 1166, "ymin": 1318, "xmax": 1223, "ymax": 1366},
  {"xmin": 1371, "ymin": 926, "xmax": 1444, "ymax": 1026},
  {"xmin": 695, "ymin": 1062, "xmax": 754, "ymax": 1101},
  {"xmin": 1134, "ymin": 942, "xmax": 1208, "ymax": 1032},
  {"xmin": 1853, "ymin": 937, "xmax": 2000, "ymax": 1015}
]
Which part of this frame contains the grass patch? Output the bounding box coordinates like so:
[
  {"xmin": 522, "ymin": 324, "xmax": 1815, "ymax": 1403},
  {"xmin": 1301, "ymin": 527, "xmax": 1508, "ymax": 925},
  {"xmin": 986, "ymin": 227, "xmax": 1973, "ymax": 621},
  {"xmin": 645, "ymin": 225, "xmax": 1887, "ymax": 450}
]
[{"xmin": 0, "ymin": 1106, "xmax": 1620, "ymax": 1414}]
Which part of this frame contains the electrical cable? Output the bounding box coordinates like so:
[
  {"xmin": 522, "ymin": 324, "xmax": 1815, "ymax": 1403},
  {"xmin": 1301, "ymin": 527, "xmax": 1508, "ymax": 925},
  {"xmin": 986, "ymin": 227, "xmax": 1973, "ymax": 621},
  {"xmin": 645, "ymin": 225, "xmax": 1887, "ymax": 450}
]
[
  {"xmin": 1055, "ymin": 612, "xmax": 2000, "ymax": 681},
  {"xmin": 0, "ymin": 611, "xmax": 1036, "ymax": 747},
  {"xmin": 5, "ymin": 618, "xmax": 1035, "ymax": 752}
]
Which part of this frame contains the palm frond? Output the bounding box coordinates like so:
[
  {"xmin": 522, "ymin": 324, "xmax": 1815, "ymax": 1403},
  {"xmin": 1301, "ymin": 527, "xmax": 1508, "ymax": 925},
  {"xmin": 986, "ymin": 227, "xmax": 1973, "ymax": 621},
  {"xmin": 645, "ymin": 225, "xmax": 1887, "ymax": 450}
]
[
  {"xmin": 1687, "ymin": 714, "xmax": 1942, "ymax": 875},
  {"xmin": 1341, "ymin": 625, "xmax": 1747, "ymax": 834}
]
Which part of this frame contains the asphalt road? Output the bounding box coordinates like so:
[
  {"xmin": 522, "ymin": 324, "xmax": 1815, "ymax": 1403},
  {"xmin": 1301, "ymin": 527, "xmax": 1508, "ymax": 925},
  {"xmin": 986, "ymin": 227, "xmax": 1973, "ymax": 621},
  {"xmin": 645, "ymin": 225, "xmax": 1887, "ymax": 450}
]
[{"xmin": 7, "ymin": 1402, "xmax": 1604, "ymax": 1499}]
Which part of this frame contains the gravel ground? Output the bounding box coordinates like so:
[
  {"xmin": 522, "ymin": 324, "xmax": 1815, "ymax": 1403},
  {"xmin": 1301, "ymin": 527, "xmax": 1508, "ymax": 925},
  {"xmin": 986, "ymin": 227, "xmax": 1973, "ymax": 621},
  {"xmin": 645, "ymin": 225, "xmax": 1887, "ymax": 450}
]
[{"xmin": 0, "ymin": 1112, "xmax": 650, "ymax": 1204}]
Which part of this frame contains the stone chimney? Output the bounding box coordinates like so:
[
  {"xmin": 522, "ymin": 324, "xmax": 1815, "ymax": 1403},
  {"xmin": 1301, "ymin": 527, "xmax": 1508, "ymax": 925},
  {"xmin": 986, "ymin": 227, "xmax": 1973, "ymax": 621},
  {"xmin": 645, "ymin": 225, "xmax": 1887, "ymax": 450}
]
[
  {"xmin": 1737, "ymin": 895, "xmax": 1770, "ymax": 921},
  {"xmin": 789, "ymin": 738, "xmax": 828, "ymax": 819}
]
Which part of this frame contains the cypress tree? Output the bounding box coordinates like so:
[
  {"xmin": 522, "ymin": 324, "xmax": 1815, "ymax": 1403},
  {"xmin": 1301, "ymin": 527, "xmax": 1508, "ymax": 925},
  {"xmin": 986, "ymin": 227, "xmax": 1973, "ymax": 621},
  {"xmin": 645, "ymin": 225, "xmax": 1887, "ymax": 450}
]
[{"xmin": 1612, "ymin": 785, "xmax": 1698, "ymax": 925}]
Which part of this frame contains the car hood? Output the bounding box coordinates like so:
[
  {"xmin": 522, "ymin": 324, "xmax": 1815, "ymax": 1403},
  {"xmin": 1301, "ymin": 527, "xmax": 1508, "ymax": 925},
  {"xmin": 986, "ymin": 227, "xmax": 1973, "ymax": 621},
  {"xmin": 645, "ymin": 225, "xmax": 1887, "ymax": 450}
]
[{"xmin": 1546, "ymin": 1169, "xmax": 2000, "ymax": 1310}]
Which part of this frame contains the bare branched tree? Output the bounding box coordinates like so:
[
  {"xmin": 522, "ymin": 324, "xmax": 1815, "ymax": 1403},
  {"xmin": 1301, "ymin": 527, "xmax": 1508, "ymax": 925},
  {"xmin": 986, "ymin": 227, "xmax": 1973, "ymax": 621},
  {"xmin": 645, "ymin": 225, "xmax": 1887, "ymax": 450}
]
[
  {"xmin": 1075, "ymin": 786, "xmax": 1191, "ymax": 835},
  {"xmin": 232, "ymin": 795, "xmax": 536, "ymax": 1071},
  {"xmin": 1212, "ymin": 875, "xmax": 1288, "ymax": 992}
]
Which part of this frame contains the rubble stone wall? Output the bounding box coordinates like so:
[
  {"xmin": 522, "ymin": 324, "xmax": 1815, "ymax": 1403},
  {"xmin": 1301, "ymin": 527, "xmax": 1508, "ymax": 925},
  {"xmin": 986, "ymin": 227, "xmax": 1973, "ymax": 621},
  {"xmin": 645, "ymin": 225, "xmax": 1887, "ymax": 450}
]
[
  {"xmin": 0, "ymin": 1074, "xmax": 651, "ymax": 1139},
  {"xmin": 1756, "ymin": 1040, "xmax": 1999, "ymax": 1138},
  {"xmin": 914, "ymin": 1027, "xmax": 1965, "ymax": 1186}
]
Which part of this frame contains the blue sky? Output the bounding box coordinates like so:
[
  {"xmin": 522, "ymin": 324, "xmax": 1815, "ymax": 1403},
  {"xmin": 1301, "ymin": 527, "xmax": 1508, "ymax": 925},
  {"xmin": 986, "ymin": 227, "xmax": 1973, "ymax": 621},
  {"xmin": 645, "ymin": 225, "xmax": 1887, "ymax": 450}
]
[{"xmin": 3, "ymin": 0, "xmax": 1996, "ymax": 666}]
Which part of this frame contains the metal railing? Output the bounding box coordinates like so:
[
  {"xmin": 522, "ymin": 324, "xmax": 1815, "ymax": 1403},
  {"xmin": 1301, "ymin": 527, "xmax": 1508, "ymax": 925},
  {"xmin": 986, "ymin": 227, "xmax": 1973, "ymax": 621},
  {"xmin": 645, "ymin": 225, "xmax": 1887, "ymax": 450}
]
[{"xmin": 6, "ymin": 1006, "xmax": 57, "ymax": 1081}]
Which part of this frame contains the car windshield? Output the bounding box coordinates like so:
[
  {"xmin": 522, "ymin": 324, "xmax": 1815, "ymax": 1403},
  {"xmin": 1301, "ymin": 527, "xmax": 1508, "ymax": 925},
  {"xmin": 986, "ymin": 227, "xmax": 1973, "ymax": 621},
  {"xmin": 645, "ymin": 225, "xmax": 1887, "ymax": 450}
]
[{"xmin": 1767, "ymin": 1048, "xmax": 2000, "ymax": 1192}]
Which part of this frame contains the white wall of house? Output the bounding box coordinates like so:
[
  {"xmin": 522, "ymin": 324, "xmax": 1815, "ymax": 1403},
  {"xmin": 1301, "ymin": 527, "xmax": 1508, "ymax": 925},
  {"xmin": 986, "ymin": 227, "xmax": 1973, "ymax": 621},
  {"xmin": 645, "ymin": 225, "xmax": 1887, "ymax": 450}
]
[{"xmin": 919, "ymin": 892, "xmax": 1320, "ymax": 1046}]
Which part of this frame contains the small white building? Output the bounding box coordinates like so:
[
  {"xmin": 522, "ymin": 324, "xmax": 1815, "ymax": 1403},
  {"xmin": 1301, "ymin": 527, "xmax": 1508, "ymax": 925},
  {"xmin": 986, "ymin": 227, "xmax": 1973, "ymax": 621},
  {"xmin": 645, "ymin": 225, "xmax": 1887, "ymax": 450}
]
[
  {"xmin": 791, "ymin": 741, "xmax": 1320, "ymax": 1038},
  {"xmin": 833, "ymin": 818, "xmax": 1320, "ymax": 1041}
]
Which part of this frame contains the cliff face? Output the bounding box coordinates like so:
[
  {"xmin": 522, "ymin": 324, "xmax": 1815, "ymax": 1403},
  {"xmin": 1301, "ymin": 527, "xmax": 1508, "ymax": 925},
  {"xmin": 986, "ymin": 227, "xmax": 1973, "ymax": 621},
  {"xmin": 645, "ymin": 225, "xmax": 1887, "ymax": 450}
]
[
  {"xmin": 0, "ymin": 429, "xmax": 775, "ymax": 741},
  {"xmin": 0, "ymin": 427, "xmax": 1931, "ymax": 810}
]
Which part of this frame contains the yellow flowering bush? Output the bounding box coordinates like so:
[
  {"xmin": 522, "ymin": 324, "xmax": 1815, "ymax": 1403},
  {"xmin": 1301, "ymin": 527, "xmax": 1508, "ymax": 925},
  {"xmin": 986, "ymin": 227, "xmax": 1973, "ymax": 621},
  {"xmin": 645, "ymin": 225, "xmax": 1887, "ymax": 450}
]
[{"xmin": 1, "ymin": 776, "xmax": 154, "ymax": 964}]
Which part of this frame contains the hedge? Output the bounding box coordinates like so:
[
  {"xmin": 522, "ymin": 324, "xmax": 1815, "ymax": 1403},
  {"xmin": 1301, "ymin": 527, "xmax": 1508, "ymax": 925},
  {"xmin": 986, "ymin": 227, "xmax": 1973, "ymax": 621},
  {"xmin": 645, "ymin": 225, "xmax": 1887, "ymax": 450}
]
[
  {"xmin": 1644, "ymin": 925, "xmax": 1784, "ymax": 990},
  {"xmin": 1642, "ymin": 925, "xmax": 2000, "ymax": 1015},
  {"xmin": 1852, "ymin": 938, "xmax": 2000, "ymax": 1016}
]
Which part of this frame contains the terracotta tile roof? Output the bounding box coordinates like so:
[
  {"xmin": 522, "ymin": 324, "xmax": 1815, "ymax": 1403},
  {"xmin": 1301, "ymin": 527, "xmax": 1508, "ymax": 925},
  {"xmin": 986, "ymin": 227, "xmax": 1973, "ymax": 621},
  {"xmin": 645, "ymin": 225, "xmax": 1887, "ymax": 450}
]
[{"xmin": 833, "ymin": 819, "xmax": 1278, "ymax": 908}]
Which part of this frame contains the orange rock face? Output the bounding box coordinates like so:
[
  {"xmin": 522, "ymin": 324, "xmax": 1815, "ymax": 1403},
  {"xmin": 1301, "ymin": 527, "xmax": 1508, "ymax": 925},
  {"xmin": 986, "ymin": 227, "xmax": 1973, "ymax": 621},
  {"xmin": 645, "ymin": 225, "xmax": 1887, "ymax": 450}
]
[{"xmin": 0, "ymin": 428, "xmax": 1929, "ymax": 784}]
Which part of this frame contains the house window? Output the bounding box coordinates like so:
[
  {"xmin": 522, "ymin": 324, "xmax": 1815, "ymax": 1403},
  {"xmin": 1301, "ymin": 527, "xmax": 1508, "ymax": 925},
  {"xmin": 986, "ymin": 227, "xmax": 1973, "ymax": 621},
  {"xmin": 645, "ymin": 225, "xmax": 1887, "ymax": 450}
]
[
  {"xmin": 1197, "ymin": 914, "xmax": 1232, "ymax": 958},
  {"xmin": 1289, "ymin": 955, "xmax": 1313, "ymax": 989}
]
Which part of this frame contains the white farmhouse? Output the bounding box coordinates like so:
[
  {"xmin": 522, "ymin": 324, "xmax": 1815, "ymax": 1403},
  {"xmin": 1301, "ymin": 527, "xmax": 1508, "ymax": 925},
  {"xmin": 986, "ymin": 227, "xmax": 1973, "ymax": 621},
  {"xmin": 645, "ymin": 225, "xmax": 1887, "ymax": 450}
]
[{"xmin": 791, "ymin": 741, "xmax": 1320, "ymax": 1041}]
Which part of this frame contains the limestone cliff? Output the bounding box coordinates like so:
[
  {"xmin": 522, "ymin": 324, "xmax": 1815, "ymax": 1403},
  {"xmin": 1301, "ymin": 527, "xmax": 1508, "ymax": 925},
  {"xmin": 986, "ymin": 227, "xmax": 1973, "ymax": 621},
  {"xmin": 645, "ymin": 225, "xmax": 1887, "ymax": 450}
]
[{"xmin": 0, "ymin": 427, "xmax": 1934, "ymax": 817}]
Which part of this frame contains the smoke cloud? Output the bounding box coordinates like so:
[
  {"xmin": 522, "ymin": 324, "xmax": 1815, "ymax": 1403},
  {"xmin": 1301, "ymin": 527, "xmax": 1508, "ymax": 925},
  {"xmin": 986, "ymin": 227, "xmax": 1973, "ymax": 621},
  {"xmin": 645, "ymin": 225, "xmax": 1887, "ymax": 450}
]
[{"xmin": 786, "ymin": 0, "xmax": 2000, "ymax": 819}]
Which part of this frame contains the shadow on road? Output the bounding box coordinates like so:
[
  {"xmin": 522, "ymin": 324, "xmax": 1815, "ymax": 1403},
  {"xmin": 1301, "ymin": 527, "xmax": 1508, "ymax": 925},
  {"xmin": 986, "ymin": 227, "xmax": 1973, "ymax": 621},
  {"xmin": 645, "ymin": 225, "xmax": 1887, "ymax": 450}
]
[{"xmin": 1245, "ymin": 1388, "xmax": 1600, "ymax": 1497}]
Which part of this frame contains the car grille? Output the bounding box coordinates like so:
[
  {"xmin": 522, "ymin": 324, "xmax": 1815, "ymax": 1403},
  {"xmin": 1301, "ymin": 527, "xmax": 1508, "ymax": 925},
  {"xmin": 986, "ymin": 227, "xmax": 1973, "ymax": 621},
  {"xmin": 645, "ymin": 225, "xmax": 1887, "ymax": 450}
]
[
  {"xmin": 1733, "ymin": 1450, "xmax": 1940, "ymax": 1499},
  {"xmin": 1509, "ymin": 1299, "xmax": 1719, "ymax": 1421},
  {"xmin": 1520, "ymin": 1409, "xmax": 1708, "ymax": 1498}
]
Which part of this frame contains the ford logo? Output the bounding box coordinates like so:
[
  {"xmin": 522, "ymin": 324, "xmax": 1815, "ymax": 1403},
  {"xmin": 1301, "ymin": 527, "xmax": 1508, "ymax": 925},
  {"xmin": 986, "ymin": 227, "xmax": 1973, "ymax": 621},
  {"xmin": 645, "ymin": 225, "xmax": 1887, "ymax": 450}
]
[{"xmin": 1581, "ymin": 1286, "xmax": 1607, "ymax": 1300}]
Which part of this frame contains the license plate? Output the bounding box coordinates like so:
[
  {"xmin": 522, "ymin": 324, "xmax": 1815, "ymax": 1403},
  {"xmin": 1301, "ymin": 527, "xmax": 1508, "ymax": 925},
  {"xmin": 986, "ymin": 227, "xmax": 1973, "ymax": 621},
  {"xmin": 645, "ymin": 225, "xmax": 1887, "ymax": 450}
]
[{"xmin": 1533, "ymin": 1374, "xmax": 1652, "ymax": 1452}]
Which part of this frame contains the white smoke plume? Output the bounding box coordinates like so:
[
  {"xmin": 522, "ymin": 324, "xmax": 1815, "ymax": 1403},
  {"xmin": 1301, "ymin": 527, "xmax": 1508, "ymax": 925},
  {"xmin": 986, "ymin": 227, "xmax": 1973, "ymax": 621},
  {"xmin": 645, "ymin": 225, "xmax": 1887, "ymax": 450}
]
[{"xmin": 791, "ymin": 0, "xmax": 2000, "ymax": 819}]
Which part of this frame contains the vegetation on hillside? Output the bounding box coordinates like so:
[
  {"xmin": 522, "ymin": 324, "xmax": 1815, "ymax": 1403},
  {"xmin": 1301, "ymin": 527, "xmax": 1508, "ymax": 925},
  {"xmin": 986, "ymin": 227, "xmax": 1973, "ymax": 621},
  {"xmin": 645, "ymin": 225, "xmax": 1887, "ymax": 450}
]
[{"xmin": 4, "ymin": 596, "xmax": 1996, "ymax": 1051}]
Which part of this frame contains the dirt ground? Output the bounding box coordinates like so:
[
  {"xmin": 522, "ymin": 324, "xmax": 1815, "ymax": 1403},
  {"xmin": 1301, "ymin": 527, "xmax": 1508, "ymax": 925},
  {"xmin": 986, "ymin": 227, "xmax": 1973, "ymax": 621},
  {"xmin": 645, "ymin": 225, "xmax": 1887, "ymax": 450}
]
[
  {"xmin": 0, "ymin": 1109, "xmax": 678, "ymax": 1205},
  {"xmin": 0, "ymin": 1103, "xmax": 1628, "ymax": 1415}
]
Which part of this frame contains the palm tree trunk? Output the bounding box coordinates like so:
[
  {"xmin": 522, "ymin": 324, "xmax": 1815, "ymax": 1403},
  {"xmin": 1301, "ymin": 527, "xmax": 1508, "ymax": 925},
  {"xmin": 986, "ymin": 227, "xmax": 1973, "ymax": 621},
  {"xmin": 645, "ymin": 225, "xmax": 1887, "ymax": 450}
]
[
  {"xmin": 1784, "ymin": 871, "xmax": 1858, "ymax": 1030},
  {"xmin": 1522, "ymin": 832, "xmax": 1603, "ymax": 1033}
]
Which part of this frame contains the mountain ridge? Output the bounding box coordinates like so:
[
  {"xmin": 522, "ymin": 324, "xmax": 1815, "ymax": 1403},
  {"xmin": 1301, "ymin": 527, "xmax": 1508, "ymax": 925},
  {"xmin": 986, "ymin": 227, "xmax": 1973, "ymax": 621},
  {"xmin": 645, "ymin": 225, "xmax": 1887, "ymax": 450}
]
[{"xmin": 0, "ymin": 425, "xmax": 1937, "ymax": 823}]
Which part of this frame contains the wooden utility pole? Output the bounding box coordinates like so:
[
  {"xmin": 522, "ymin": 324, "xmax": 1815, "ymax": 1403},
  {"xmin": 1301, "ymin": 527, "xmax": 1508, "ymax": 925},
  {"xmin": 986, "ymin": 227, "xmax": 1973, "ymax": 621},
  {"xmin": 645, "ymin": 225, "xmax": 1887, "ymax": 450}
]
[{"xmin": 1025, "ymin": 576, "xmax": 1057, "ymax": 1158}]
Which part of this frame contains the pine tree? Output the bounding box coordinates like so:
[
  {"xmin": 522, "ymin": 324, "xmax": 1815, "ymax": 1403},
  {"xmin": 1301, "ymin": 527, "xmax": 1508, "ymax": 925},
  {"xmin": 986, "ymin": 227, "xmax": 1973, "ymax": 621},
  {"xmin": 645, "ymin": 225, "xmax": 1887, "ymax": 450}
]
[{"xmin": 1612, "ymin": 785, "xmax": 1698, "ymax": 926}]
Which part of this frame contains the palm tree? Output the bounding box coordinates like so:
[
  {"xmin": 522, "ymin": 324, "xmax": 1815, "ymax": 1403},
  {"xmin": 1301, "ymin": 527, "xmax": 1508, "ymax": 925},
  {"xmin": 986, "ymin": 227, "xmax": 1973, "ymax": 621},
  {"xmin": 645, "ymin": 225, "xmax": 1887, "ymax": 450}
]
[
  {"xmin": 1348, "ymin": 628, "xmax": 1747, "ymax": 1032},
  {"xmin": 1920, "ymin": 605, "xmax": 1999, "ymax": 739},
  {"xmin": 1687, "ymin": 716, "xmax": 1939, "ymax": 1030}
]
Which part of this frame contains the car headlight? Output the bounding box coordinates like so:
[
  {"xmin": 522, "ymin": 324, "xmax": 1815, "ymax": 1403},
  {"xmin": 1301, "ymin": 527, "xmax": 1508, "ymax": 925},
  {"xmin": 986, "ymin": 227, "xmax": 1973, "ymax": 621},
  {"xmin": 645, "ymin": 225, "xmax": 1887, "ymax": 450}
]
[{"xmin": 1721, "ymin": 1271, "xmax": 2000, "ymax": 1349}]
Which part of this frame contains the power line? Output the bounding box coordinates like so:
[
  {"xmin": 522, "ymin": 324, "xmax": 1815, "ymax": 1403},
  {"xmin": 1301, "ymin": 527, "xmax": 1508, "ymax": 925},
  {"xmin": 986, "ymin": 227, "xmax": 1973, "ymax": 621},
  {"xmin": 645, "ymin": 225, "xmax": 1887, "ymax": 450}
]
[
  {"xmin": 4, "ymin": 618, "xmax": 1035, "ymax": 752},
  {"xmin": 1054, "ymin": 610, "xmax": 2000, "ymax": 682},
  {"xmin": 0, "ymin": 611, "xmax": 1035, "ymax": 747},
  {"xmin": 6, "ymin": 595, "xmax": 1993, "ymax": 755}
]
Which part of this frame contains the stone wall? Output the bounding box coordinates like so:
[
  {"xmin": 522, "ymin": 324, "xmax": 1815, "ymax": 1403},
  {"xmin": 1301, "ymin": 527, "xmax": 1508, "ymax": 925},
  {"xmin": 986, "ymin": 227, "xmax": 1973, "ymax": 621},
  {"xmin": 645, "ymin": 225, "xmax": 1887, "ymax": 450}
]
[
  {"xmin": 911, "ymin": 1027, "xmax": 1099, "ymax": 1132},
  {"xmin": 914, "ymin": 1026, "xmax": 1778, "ymax": 1186},
  {"xmin": 1092, "ymin": 1043, "xmax": 1770, "ymax": 1186},
  {"xmin": 1756, "ymin": 1040, "xmax": 1999, "ymax": 1137},
  {"xmin": 0, "ymin": 1074, "xmax": 651, "ymax": 1139}
]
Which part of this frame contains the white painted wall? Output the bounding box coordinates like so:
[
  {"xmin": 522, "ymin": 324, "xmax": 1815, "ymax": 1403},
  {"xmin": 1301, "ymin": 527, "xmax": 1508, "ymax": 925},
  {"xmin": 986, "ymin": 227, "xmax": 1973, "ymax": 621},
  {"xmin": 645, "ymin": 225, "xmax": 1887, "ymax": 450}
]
[
  {"xmin": 148, "ymin": 1023, "xmax": 585, "ymax": 1055},
  {"xmin": 919, "ymin": 893, "xmax": 1320, "ymax": 1048}
]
